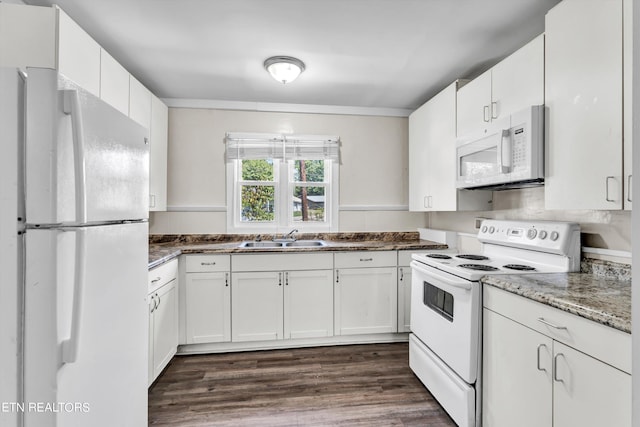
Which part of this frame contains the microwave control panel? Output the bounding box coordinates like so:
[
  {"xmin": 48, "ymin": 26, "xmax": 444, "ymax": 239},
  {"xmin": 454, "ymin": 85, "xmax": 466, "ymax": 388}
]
[{"xmin": 511, "ymin": 125, "xmax": 527, "ymax": 169}]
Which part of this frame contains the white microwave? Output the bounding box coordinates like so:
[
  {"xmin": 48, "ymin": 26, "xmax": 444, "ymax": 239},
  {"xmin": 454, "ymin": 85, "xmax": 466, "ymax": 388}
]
[{"xmin": 456, "ymin": 105, "xmax": 544, "ymax": 190}]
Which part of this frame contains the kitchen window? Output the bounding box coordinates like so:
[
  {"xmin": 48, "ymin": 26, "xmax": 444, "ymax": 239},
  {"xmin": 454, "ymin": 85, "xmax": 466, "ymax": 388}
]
[{"xmin": 225, "ymin": 133, "xmax": 340, "ymax": 233}]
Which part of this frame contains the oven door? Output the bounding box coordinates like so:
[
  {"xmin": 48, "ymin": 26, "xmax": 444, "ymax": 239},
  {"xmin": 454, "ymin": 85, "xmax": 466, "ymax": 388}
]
[{"xmin": 410, "ymin": 260, "xmax": 480, "ymax": 384}]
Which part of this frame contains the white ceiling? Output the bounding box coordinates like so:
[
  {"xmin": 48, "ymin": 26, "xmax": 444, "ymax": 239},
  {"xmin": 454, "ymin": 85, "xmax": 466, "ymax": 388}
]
[{"xmin": 24, "ymin": 0, "xmax": 561, "ymax": 111}]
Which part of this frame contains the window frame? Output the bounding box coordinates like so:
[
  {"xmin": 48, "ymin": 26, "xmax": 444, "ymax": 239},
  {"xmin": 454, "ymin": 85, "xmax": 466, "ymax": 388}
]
[{"xmin": 227, "ymin": 158, "xmax": 339, "ymax": 234}]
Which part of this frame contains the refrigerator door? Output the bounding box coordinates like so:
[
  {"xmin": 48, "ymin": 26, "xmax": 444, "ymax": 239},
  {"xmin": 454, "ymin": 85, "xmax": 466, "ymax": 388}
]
[
  {"xmin": 23, "ymin": 222, "xmax": 148, "ymax": 427},
  {"xmin": 25, "ymin": 68, "xmax": 149, "ymax": 226},
  {"xmin": 0, "ymin": 68, "xmax": 24, "ymax": 427}
]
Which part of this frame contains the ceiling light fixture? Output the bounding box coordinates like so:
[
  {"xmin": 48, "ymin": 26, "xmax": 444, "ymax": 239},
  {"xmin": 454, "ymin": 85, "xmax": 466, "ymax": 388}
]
[{"xmin": 264, "ymin": 56, "xmax": 306, "ymax": 84}]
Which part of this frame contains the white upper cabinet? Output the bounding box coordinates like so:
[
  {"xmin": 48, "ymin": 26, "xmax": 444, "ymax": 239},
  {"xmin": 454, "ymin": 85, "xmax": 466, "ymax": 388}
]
[
  {"xmin": 622, "ymin": 0, "xmax": 632, "ymax": 210},
  {"xmin": 100, "ymin": 49, "xmax": 130, "ymax": 116},
  {"xmin": 0, "ymin": 4, "xmax": 101, "ymax": 97},
  {"xmin": 409, "ymin": 81, "xmax": 492, "ymax": 212},
  {"xmin": 457, "ymin": 34, "xmax": 544, "ymax": 138},
  {"xmin": 150, "ymin": 95, "xmax": 169, "ymax": 211},
  {"xmin": 129, "ymin": 75, "xmax": 152, "ymax": 128},
  {"xmin": 545, "ymin": 0, "xmax": 626, "ymax": 210},
  {"xmin": 56, "ymin": 8, "xmax": 101, "ymax": 97}
]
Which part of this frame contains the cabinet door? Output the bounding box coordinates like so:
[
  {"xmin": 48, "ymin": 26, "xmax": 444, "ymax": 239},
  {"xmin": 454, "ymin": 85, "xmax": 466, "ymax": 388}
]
[
  {"xmin": 491, "ymin": 34, "xmax": 544, "ymax": 120},
  {"xmin": 129, "ymin": 75, "xmax": 152, "ymax": 128},
  {"xmin": 147, "ymin": 296, "xmax": 154, "ymax": 387},
  {"xmin": 231, "ymin": 272, "xmax": 283, "ymax": 342},
  {"xmin": 408, "ymin": 97, "xmax": 432, "ymax": 211},
  {"xmin": 149, "ymin": 95, "xmax": 169, "ymax": 211},
  {"xmin": 553, "ymin": 342, "xmax": 631, "ymax": 427},
  {"xmin": 482, "ymin": 308, "xmax": 552, "ymax": 427},
  {"xmin": 397, "ymin": 267, "xmax": 411, "ymax": 333},
  {"xmin": 284, "ymin": 270, "xmax": 333, "ymax": 339},
  {"xmin": 100, "ymin": 48, "xmax": 130, "ymax": 116},
  {"xmin": 545, "ymin": 0, "xmax": 623, "ymax": 210},
  {"xmin": 57, "ymin": 8, "xmax": 101, "ymax": 97},
  {"xmin": 623, "ymin": 0, "xmax": 632, "ymax": 210},
  {"xmin": 334, "ymin": 267, "xmax": 397, "ymax": 335},
  {"xmin": 152, "ymin": 281, "xmax": 178, "ymax": 379},
  {"xmin": 185, "ymin": 272, "xmax": 231, "ymax": 344},
  {"xmin": 456, "ymin": 70, "xmax": 491, "ymax": 137}
]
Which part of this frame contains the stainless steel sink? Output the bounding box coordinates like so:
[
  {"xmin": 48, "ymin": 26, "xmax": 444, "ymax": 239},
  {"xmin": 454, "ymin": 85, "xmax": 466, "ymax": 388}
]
[
  {"xmin": 238, "ymin": 240, "xmax": 327, "ymax": 248},
  {"xmin": 285, "ymin": 240, "xmax": 327, "ymax": 247},
  {"xmin": 238, "ymin": 241, "xmax": 285, "ymax": 248}
]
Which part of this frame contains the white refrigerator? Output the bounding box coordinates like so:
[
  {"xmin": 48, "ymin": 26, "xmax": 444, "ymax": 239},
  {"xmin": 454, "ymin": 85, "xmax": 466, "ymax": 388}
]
[{"xmin": 0, "ymin": 67, "xmax": 149, "ymax": 426}]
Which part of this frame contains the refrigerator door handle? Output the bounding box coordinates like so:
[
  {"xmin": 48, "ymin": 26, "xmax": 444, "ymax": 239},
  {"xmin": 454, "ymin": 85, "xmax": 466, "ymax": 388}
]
[
  {"xmin": 63, "ymin": 89, "xmax": 87, "ymax": 224},
  {"xmin": 61, "ymin": 229, "xmax": 87, "ymax": 363}
]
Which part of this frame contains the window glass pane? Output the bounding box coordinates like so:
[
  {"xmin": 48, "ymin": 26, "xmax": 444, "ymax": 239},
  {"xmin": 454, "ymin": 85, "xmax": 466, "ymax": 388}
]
[
  {"xmin": 241, "ymin": 185, "xmax": 275, "ymax": 222},
  {"xmin": 293, "ymin": 160, "xmax": 324, "ymax": 183},
  {"xmin": 292, "ymin": 186, "xmax": 325, "ymax": 222},
  {"xmin": 242, "ymin": 159, "xmax": 274, "ymax": 181}
]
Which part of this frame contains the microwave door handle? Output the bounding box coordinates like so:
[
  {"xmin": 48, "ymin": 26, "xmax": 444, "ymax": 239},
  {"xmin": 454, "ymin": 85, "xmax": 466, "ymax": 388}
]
[{"xmin": 498, "ymin": 129, "xmax": 511, "ymax": 174}]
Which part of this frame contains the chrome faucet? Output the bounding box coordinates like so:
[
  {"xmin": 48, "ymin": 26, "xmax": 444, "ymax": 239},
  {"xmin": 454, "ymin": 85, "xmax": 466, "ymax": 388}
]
[{"xmin": 282, "ymin": 229, "xmax": 298, "ymax": 241}]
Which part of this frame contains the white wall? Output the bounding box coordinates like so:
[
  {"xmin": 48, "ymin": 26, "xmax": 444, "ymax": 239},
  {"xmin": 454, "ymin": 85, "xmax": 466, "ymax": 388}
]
[
  {"xmin": 430, "ymin": 186, "xmax": 632, "ymax": 253},
  {"xmin": 149, "ymin": 108, "xmax": 428, "ymax": 234}
]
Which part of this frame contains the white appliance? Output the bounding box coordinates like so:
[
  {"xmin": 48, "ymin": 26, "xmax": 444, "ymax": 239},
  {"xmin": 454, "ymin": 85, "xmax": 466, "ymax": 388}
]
[
  {"xmin": 456, "ymin": 105, "xmax": 544, "ymax": 190},
  {"xmin": 0, "ymin": 67, "xmax": 149, "ymax": 427},
  {"xmin": 409, "ymin": 219, "xmax": 580, "ymax": 427}
]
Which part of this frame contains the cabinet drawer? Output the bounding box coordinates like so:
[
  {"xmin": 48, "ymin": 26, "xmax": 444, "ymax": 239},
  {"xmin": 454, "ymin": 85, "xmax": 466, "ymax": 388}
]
[
  {"xmin": 232, "ymin": 253, "xmax": 333, "ymax": 272},
  {"xmin": 148, "ymin": 258, "xmax": 177, "ymax": 292},
  {"xmin": 483, "ymin": 286, "xmax": 631, "ymax": 374},
  {"xmin": 185, "ymin": 255, "xmax": 230, "ymax": 272},
  {"xmin": 335, "ymin": 251, "xmax": 396, "ymax": 269}
]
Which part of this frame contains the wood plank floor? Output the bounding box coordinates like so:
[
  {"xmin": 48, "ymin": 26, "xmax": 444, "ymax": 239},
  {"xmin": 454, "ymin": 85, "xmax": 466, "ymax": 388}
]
[{"xmin": 148, "ymin": 343, "xmax": 456, "ymax": 426}]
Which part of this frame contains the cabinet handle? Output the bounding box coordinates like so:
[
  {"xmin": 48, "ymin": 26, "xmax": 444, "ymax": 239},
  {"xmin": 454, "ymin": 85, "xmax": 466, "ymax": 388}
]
[
  {"xmin": 553, "ymin": 353, "xmax": 565, "ymax": 383},
  {"xmin": 359, "ymin": 258, "xmax": 373, "ymax": 262},
  {"xmin": 150, "ymin": 295, "xmax": 155, "ymax": 313},
  {"xmin": 491, "ymin": 101, "xmax": 498, "ymax": 119},
  {"xmin": 537, "ymin": 318, "xmax": 567, "ymax": 330},
  {"xmin": 605, "ymin": 176, "xmax": 615, "ymax": 202},
  {"xmin": 399, "ymin": 268, "xmax": 404, "ymax": 282},
  {"xmin": 285, "ymin": 271, "xmax": 289, "ymax": 286},
  {"xmin": 483, "ymin": 105, "xmax": 490, "ymax": 122},
  {"xmin": 201, "ymin": 262, "xmax": 216, "ymax": 266},
  {"xmin": 336, "ymin": 270, "xmax": 340, "ymax": 284},
  {"xmin": 536, "ymin": 344, "xmax": 547, "ymax": 372},
  {"xmin": 628, "ymin": 175, "xmax": 632, "ymax": 202},
  {"xmin": 156, "ymin": 292, "xmax": 161, "ymax": 309},
  {"xmin": 225, "ymin": 272, "xmax": 229, "ymax": 287},
  {"xmin": 278, "ymin": 272, "xmax": 282, "ymax": 286},
  {"xmin": 151, "ymin": 276, "xmax": 161, "ymax": 284}
]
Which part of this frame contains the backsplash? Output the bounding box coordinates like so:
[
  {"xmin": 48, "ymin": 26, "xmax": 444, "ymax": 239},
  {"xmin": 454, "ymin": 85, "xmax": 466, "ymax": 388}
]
[{"xmin": 581, "ymin": 258, "xmax": 632, "ymax": 282}]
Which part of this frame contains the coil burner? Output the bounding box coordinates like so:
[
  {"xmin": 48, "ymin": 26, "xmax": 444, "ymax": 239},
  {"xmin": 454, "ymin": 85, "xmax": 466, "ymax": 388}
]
[
  {"xmin": 456, "ymin": 254, "xmax": 489, "ymax": 261},
  {"xmin": 459, "ymin": 264, "xmax": 499, "ymax": 271}
]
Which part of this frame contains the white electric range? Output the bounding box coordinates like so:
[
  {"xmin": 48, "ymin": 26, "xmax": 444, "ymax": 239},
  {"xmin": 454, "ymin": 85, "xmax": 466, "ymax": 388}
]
[{"xmin": 409, "ymin": 219, "xmax": 581, "ymax": 427}]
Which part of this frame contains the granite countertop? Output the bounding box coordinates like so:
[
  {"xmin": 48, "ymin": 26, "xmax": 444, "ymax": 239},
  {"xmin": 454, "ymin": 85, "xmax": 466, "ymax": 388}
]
[
  {"xmin": 481, "ymin": 260, "xmax": 631, "ymax": 333},
  {"xmin": 148, "ymin": 232, "xmax": 447, "ymax": 269}
]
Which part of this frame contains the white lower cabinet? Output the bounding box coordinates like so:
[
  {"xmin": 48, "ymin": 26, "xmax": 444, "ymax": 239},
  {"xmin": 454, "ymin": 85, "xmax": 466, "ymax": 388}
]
[
  {"xmin": 231, "ymin": 253, "xmax": 334, "ymax": 343},
  {"xmin": 184, "ymin": 255, "xmax": 231, "ymax": 344},
  {"xmin": 334, "ymin": 251, "xmax": 398, "ymax": 335},
  {"xmin": 148, "ymin": 259, "xmax": 178, "ymax": 386},
  {"xmin": 397, "ymin": 266, "xmax": 412, "ymax": 333},
  {"xmin": 483, "ymin": 286, "xmax": 631, "ymax": 427}
]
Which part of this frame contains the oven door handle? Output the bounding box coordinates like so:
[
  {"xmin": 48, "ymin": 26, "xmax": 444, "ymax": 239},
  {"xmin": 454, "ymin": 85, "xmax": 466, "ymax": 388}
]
[{"xmin": 410, "ymin": 261, "xmax": 472, "ymax": 291}]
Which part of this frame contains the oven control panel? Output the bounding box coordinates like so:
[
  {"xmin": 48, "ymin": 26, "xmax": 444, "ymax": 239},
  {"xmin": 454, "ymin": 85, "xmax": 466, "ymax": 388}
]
[{"xmin": 478, "ymin": 219, "xmax": 580, "ymax": 256}]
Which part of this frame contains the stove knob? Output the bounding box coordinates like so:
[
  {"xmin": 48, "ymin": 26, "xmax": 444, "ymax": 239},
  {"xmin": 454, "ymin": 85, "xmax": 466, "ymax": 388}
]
[
  {"xmin": 481, "ymin": 225, "xmax": 488, "ymax": 233},
  {"xmin": 538, "ymin": 230, "xmax": 548, "ymax": 240},
  {"xmin": 489, "ymin": 226, "xmax": 495, "ymax": 234},
  {"xmin": 550, "ymin": 231, "xmax": 560, "ymax": 241},
  {"xmin": 526, "ymin": 228, "xmax": 537, "ymax": 239}
]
